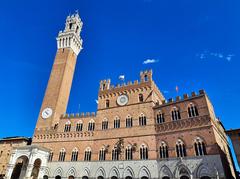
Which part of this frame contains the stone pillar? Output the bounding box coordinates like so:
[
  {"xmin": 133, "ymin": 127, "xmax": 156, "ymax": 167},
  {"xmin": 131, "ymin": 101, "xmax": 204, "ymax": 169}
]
[
  {"xmin": 38, "ymin": 166, "xmax": 46, "ymax": 179},
  {"xmin": 24, "ymin": 164, "xmax": 33, "ymax": 179},
  {"xmin": 4, "ymin": 164, "xmax": 14, "ymax": 179},
  {"xmin": 21, "ymin": 165, "xmax": 28, "ymax": 178}
]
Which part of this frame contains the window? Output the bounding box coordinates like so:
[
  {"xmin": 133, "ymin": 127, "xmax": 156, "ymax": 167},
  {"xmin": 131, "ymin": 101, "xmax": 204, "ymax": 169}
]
[
  {"xmin": 144, "ymin": 75, "xmax": 148, "ymax": 82},
  {"xmin": 64, "ymin": 121, "xmax": 71, "ymax": 132},
  {"xmin": 194, "ymin": 137, "xmax": 206, "ymax": 156},
  {"xmin": 48, "ymin": 152, "xmax": 53, "ymax": 162},
  {"xmin": 71, "ymin": 148, "xmax": 78, "ymax": 161},
  {"xmin": 76, "ymin": 26, "xmax": 79, "ymax": 33},
  {"xmin": 102, "ymin": 83, "xmax": 106, "ymax": 90},
  {"xmin": 112, "ymin": 147, "xmax": 120, "ymax": 160},
  {"xmin": 69, "ymin": 23, "xmax": 73, "ymax": 30},
  {"xmin": 140, "ymin": 144, "xmax": 148, "ymax": 160},
  {"xmin": 102, "ymin": 118, "xmax": 108, "ymax": 130},
  {"xmin": 172, "ymin": 107, "xmax": 181, "ymax": 121},
  {"xmin": 139, "ymin": 113, "xmax": 147, "ymax": 126},
  {"xmin": 156, "ymin": 111, "xmax": 165, "ymax": 124},
  {"xmin": 84, "ymin": 147, "xmax": 91, "ymax": 161},
  {"xmin": 88, "ymin": 120, "xmax": 95, "ymax": 131},
  {"xmin": 139, "ymin": 94, "xmax": 144, "ymax": 102},
  {"xmin": 125, "ymin": 145, "xmax": 133, "ymax": 160},
  {"xmin": 159, "ymin": 141, "xmax": 168, "ymax": 159},
  {"xmin": 114, "ymin": 117, "xmax": 120, "ymax": 128},
  {"xmin": 188, "ymin": 103, "xmax": 199, "ymax": 118},
  {"xmin": 99, "ymin": 147, "xmax": 106, "ymax": 161},
  {"xmin": 58, "ymin": 148, "xmax": 66, "ymax": 161},
  {"xmin": 76, "ymin": 121, "xmax": 83, "ymax": 131},
  {"xmin": 126, "ymin": 115, "xmax": 133, "ymax": 128},
  {"xmin": 176, "ymin": 139, "xmax": 186, "ymax": 157},
  {"xmin": 106, "ymin": 99, "xmax": 110, "ymax": 108}
]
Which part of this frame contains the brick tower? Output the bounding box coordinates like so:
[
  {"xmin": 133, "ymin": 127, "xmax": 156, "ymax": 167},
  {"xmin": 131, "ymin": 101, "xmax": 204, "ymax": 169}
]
[{"xmin": 34, "ymin": 13, "xmax": 83, "ymax": 132}]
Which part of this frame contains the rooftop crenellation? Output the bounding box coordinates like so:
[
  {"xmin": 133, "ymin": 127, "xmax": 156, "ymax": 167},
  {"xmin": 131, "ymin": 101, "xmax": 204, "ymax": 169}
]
[
  {"xmin": 61, "ymin": 112, "xmax": 96, "ymax": 119},
  {"xmin": 157, "ymin": 89, "xmax": 206, "ymax": 107}
]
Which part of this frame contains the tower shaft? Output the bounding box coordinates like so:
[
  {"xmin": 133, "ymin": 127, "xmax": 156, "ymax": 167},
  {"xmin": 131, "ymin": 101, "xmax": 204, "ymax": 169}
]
[{"xmin": 33, "ymin": 13, "xmax": 83, "ymax": 135}]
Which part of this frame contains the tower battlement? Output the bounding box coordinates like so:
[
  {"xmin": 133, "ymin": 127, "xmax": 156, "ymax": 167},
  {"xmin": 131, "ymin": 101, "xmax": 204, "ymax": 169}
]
[
  {"xmin": 99, "ymin": 69, "xmax": 153, "ymax": 93},
  {"xmin": 57, "ymin": 13, "xmax": 83, "ymax": 55}
]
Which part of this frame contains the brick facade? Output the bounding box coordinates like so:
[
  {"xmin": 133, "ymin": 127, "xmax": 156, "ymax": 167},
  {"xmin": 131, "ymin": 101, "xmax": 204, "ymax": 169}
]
[{"xmin": 5, "ymin": 13, "xmax": 237, "ymax": 179}]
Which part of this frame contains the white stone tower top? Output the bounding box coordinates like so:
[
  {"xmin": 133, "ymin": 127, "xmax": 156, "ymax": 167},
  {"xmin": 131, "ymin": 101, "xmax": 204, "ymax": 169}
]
[{"xmin": 56, "ymin": 13, "xmax": 83, "ymax": 55}]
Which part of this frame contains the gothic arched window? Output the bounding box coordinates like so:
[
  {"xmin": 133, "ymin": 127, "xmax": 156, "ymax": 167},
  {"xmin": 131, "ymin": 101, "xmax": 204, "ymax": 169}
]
[
  {"xmin": 194, "ymin": 137, "xmax": 207, "ymax": 156},
  {"xmin": 102, "ymin": 118, "xmax": 109, "ymax": 130},
  {"xmin": 144, "ymin": 74, "xmax": 148, "ymax": 82},
  {"xmin": 58, "ymin": 148, "xmax": 66, "ymax": 161},
  {"xmin": 125, "ymin": 145, "xmax": 133, "ymax": 160},
  {"xmin": 71, "ymin": 148, "xmax": 78, "ymax": 161},
  {"xmin": 112, "ymin": 146, "xmax": 120, "ymax": 161},
  {"xmin": 172, "ymin": 107, "xmax": 181, "ymax": 121},
  {"xmin": 84, "ymin": 147, "xmax": 92, "ymax": 161},
  {"xmin": 188, "ymin": 103, "xmax": 199, "ymax": 118},
  {"xmin": 139, "ymin": 94, "xmax": 144, "ymax": 102},
  {"xmin": 126, "ymin": 115, "xmax": 133, "ymax": 128},
  {"xmin": 99, "ymin": 147, "xmax": 106, "ymax": 161},
  {"xmin": 114, "ymin": 116, "xmax": 120, "ymax": 128},
  {"xmin": 64, "ymin": 121, "xmax": 71, "ymax": 132},
  {"xmin": 159, "ymin": 141, "xmax": 168, "ymax": 159},
  {"xmin": 139, "ymin": 113, "xmax": 147, "ymax": 126},
  {"xmin": 156, "ymin": 110, "xmax": 165, "ymax": 124},
  {"xmin": 140, "ymin": 144, "xmax": 148, "ymax": 160},
  {"xmin": 88, "ymin": 120, "xmax": 95, "ymax": 131},
  {"xmin": 48, "ymin": 151, "xmax": 53, "ymax": 162},
  {"xmin": 106, "ymin": 99, "xmax": 110, "ymax": 108},
  {"xmin": 176, "ymin": 139, "xmax": 186, "ymax": 157},
  {"xmin": 76, "ymin": 120, "xmax": 83, "ymax": 131}
]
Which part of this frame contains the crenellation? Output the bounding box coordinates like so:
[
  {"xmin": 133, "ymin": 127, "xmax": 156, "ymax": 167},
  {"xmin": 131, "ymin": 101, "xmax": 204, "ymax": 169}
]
[
  {"xmin": 199, "ymin": 89, "xmax": 205, "ymax": 94},
  {"xmin": 176, "ymin": 96, "xmax": 181, "ymax": 101},
  {"xmin": 183, "ymin": 93, "xmax": 189, "ymax": 99},
  {"xmin": 191, "ymin": 91, "xmax": 196, "ymax": 97},
  {"xmin": 127, "ymin": 81, "xmax": 132, "ymax": 85},
  {"xmin": 60, "ymin": 112, "xmax": 96, "ymax": 119}
]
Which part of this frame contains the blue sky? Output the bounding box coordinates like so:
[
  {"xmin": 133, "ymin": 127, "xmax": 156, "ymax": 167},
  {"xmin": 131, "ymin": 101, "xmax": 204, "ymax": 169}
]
[{"xmin": 0, "ymin": 0, "xmax": 239, "ymax": 170}]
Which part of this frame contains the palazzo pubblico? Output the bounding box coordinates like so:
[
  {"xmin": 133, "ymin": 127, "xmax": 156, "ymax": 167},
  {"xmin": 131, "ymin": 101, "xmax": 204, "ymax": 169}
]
[{"xmin": 3, "ymin": 13, "xmax": 237, "ymax": 179}]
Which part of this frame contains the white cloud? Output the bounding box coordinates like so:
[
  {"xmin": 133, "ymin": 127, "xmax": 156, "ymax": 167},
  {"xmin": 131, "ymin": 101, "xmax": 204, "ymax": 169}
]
[
  {"xmin": 143, "ymin": 59, "xmax": 159, "ymax": 65},
  {"xmin": 226, "ymin": 56, "xmax": 232, "ymax": 62},
  {"xmin": 218, "ymin": 54, "xmax": 223, "ymax": 58},
  {"xmin": 197, "ymin": 51, "xmax": 234, "ymax": 62},
  {"xmin": 95, "ymin": 100, "xmax": 98, "ymax": 104},
  {"xmin": 163, "ymin": 90, "xmax": 169, "ymax": 94},
  {"xmin": 199, "ymin": 53, "xmax": 206, "ymax": 59}
]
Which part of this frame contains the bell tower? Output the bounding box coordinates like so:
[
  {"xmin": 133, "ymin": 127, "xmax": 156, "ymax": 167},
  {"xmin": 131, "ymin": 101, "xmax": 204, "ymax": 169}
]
[{"xmin": 34, "ymin": 13, "xmax": 83, "ymax": 131}]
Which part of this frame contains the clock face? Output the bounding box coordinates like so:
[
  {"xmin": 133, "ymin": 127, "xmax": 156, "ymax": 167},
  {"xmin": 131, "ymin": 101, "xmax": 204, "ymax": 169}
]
[
  {"xmin": 117, "ymin": 95, "xmax": 129, "ymax": 106},
  {"xmin": 41, "ymin": 107, "xmax": 53, "ymax": 119}
]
